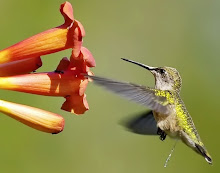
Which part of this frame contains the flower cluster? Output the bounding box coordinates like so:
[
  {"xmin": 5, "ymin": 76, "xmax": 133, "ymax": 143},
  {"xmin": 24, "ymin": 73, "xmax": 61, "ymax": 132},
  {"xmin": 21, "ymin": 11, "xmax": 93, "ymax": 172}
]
[{"xmin": 0, "ymin": 2, "xmax": 95, "ymax": 134}]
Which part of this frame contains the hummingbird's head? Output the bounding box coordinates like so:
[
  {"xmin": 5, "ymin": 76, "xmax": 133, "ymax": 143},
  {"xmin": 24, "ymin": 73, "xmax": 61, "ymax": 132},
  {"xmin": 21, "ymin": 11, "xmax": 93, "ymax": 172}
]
[{"xmin": 121, "ymin": 58, "xmax": 182, "ymax": 92}]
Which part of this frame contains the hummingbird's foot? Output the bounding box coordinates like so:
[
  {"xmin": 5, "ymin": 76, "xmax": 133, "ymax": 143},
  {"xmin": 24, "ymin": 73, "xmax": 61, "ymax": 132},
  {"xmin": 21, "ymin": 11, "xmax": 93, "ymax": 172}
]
[
  {"xmin": 157, "ymin": 128, "xmax": 167, "ymax": 141},
  {"xmin": 159, "ymin": 132, "xmax": 167, "ymax": 141}
]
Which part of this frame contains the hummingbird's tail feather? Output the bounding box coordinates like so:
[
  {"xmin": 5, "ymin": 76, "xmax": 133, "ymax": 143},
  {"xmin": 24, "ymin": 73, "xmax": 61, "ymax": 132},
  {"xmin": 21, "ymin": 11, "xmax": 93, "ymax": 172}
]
[
  {"xmin": 120, "ymin": 110, "xmax": 158, "ymax": 135},
  {"xmin": 195, "ymin": 144, "xmax": 212, "ymax": 164}
]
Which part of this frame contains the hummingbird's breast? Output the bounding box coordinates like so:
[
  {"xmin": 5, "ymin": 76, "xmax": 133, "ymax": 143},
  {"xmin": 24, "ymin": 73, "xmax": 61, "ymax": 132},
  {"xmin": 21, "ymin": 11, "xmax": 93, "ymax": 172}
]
[{"xmin": 153, "ymin": 109, "xmax": 181, "ymax": 139}]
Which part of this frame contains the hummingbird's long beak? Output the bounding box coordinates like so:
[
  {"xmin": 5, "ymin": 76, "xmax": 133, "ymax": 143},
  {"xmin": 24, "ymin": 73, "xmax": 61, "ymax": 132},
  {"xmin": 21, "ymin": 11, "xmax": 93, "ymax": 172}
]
[{"xmin": 121, "ymin": 58, "xmax": 156, "ymax": 71}]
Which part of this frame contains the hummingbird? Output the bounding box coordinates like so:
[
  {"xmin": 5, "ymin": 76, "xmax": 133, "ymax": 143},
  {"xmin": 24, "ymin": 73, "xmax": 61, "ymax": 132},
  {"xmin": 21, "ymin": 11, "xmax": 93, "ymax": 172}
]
[{"xmin": 85, "ymin": 58, "xmax": 212, "ymax": 164}]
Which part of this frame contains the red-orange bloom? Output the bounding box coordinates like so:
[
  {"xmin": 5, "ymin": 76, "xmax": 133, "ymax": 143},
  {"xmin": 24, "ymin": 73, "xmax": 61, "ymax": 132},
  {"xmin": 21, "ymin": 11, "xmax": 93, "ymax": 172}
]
[
  {"xmin": 0, "ymin": 1, "xmax": 83, "ymax": 64},
  {"xmin": 0, "ymin": 2, "xmax": 95, "ymax": 115},
  {"xmin": 0, "ymin": 99, "xmax": 64, "ymax": 134}
]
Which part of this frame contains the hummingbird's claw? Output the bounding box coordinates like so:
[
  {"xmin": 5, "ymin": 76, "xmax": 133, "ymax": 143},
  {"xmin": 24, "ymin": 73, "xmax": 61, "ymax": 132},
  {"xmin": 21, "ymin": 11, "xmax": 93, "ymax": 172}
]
[
  {"xmin": 160, "ymin": 133, "xmax": 167, "ymax": 141},
  {"xmin": 157, "ymin": 128, "xmax": 167, "ymax": 141}
]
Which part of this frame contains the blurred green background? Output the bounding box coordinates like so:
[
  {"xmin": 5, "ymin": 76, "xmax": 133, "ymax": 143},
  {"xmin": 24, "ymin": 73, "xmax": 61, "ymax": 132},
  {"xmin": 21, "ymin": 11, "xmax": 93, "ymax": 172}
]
[{"xmin": 0, "ymin": 0, "xmax": 219, "ymax": 172}]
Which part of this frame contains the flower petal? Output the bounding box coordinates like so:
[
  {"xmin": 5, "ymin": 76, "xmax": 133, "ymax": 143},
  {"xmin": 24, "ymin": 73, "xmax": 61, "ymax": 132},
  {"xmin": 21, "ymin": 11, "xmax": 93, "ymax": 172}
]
[
  {"xmin": 55, "ymin": 57, "xmax": 70, "ymax": 72},
  {"xmin": 61, "ymin": 94, "xmax": 89, "ymax": 114},
  {"xmin": 79, "ymin": 78, "xmax": 89, "ymax": 96},
  {"xmin": 60, "ymin": 1, "xmax": 74, "ymax": 23},
  {"xmin": 0, "ymin": 99, "xmax": 64, "ymax": 134},
  {"xmin": 81, "ymin": 47, "xmax": 96, "ymax": 67}
]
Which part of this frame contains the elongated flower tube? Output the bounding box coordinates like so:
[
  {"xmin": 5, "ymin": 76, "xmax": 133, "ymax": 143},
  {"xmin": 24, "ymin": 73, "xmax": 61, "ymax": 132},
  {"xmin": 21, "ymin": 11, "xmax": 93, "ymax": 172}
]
[
  {"xmin": 0, "ymin": 71, "xmax": 80, "ymax": 96},
  {"xmin": 0, "ymin": 57, "xmax": 42, "ymax": 77},
  {"xmin": 0, "ymin": 99, "xmax": 64, "ymax": 134},
  {"xmin": 0, "ymin": 1, "xmax": 83, "ymax": 64}
]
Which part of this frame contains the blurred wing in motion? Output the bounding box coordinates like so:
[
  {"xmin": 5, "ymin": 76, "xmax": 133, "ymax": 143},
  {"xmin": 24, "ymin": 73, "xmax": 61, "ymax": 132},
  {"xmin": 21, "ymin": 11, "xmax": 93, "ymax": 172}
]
[
  {"xmin": 86, "ymin": 75, "xmax": 172, "ymax": 115},
  {"xmin": 121, "ymin": 110, "xmax": 158, "ymax": 135}
]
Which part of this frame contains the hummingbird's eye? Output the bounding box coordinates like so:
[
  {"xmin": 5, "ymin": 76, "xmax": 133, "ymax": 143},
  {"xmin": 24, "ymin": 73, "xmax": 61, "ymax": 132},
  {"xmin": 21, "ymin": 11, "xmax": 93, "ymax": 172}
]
[{"xmin": 159, "ymin": 69, "xmax": 166, "ymax": 74}]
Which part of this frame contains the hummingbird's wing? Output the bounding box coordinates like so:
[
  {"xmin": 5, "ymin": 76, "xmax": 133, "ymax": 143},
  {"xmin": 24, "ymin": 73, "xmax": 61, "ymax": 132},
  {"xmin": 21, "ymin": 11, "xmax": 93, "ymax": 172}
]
[
  {"xmin": 121, "ymin": 111, "xmax": 158, "ymax": 135},
  {"xmin": 86, "ymin": 75, "xmax": 172, "ymax": 115}
]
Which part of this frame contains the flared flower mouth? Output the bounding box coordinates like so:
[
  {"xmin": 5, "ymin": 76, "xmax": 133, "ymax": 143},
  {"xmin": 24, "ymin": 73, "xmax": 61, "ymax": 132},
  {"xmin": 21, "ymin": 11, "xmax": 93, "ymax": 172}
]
[{"xmin": 0, "ymin": 1, "xmax": 96, "ymax": 133}]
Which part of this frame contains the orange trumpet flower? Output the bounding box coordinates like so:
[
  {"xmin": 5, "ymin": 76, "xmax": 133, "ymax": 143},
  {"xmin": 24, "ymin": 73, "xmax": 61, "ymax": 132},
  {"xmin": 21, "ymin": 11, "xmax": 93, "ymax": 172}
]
[
  {"xmin": 0, "ymin": 1, "xmax": 96, "ymax": 133},
  {"xmin": 0, "ymin": 1, "xmax": 84, "ymax": 64},
  {"xmin": 0, "ymin": 99, "xmax": 64, "ymax": 134}
]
